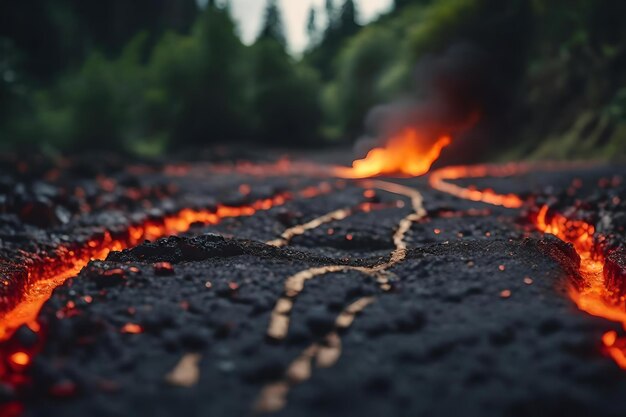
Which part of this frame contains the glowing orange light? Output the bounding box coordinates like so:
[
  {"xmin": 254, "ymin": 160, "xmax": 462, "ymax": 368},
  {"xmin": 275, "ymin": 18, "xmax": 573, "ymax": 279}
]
[
  {"xmin": 418, "ymin": 160, "xmax": 626, "ymax": 370},
  {"xmin": 533, "ymin": 204, "xmax": 626, "ymax": 370},
  {"xmin": 602, "ymin": 330, "xmax": 626, "ymax": 370},
  {"xmin": 9, "ymin": 352, "xmax": 30, "ymax": 367},
  {"xmin": 335, "ymin": 129, "xmax": 452, "ymax": 178},
  {"xmin": 27, "ymin": 322, "xmax": 41, "ymax": 333},
  {"xmin": 0, "ymin": 184, "xmax": 335, "ymax": 342},
  {"xmin": 121, "ymin": 323, "xmax": 143, "ymax": 334},
  {"xmin": 429, "ymin": 164, "xmax": 524, "ymax": 208},
  {"xmin": 603, "ymin": 330, "xmax": 618, "ymax": 347}
]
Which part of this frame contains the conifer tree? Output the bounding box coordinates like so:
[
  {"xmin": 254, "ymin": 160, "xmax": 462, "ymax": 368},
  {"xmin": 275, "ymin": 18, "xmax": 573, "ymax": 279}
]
[
  {"xmin": 306, "ymin": 7, "xmax": 318, "ymax": 46},
  {"xmin": 259, "ymin": 0, "xmax": 287, "ymax": 48}
]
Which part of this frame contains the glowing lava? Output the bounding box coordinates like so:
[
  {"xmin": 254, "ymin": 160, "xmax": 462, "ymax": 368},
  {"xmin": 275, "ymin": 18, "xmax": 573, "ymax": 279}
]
[
  {"xmin": 430, "ymin": 162, "xmax": 626, "ymax": 370},
  {"xmin": 0, "ymin": 185, "xmax": 334, "ymax": 343},
  {"xmin": 534, "ymin": 205, "xmax": 626, "ymax": 369},
  {"xmin": 335, "ymin": 129, "xmax": 452, "ymax": 178},
  {"xmin": 429, "ymin": 164, "xmax": 525, "ymax": 208}
]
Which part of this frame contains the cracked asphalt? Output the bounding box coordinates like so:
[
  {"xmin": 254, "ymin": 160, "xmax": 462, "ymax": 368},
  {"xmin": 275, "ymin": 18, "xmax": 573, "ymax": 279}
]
[{"xmin": 1, "ymin": 155, "xmax": 625, "ymax": 417}]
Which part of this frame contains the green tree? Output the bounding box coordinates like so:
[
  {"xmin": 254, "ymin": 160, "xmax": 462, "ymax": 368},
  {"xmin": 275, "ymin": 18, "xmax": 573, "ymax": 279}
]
[
  {"xmin": 338, "ymin": 0, "xmax": 360, "ymax": 38},
  {"xmin": 252, "ymin": 1, "xmax": 324, "ymax": 146},
  {"xmin": 325, "ymin": 0, "xmax": 336, "ymax": 27},
  {"xmin": 305, "ymin": 0, "xmax": 362, "ymax": 81},
  {"xmin": 63, "ymin": 0, "xmax": 198, "ymax": 55},
  {"xmin": 21, "ymin": 35, "xmax": 152, "ymax": 152},
  {"xmin": 250, "ymin": 37, "xmax": 322, "ymax": 146},
  {"xmin": 0, "ymin": 0, "xmax": 199, "ymax": 82},
  {"xmin": 393, "ymin": 0, "xmax": 432, "ymax": 10},
  {"xmin": 334, "ymin": 26, "xmax": 399, "ymax": 138},
  {"xmin": 259, "ymin": 0, "xmax": 287, "ymax": 48},
  {"xmin": 0, "ymin": 0, "xmax": 74, "ymax": 80},
  {"xmin": 16, "ymin": 4, "xmax": 249, "ymax": 152},
  {"xmin": 306, "ymin": 7, "xmax": 319, "ymax": 47},
  {"xmin": 154, "ymin": 5, "xmax": 250, "ymax": 146}
]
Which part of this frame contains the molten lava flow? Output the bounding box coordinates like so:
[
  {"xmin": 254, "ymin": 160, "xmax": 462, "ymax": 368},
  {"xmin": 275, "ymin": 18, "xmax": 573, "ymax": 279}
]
[
  {"xmin": 429, "ymin": 162, "xmax": 626, "ymax": 370},
  {"xmin": 602, "ymin": 330, "xmax": 626, "ymax": 369},
  {"xmin": 534, "ymin": 205, "xmax": 626, "ymax": 369},
  {"xmin": 0, "ymin": 184, "xmax": 334, "ymax": 343},
  {"xmin": 534, "ymin": 205, "xmax": 597, "ymax": 255},
  {"xmin": 429, "ymin": 164, "xmax": 525, "ymax": 208},
  {"xmin": 335, "ymin": 129, "xmax": 452, "ymax": 178}
]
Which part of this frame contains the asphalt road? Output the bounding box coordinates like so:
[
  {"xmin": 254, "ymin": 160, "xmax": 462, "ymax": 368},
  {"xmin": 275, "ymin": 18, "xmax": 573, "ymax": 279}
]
[{"xmin": 0, "ymin": 156, "xmax": 625, "ymax": 417}]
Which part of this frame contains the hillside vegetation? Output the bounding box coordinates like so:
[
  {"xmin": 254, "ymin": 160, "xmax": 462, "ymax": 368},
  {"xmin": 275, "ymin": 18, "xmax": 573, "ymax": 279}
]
[{"xmin": 0, "ymin": 0, "xmax": 624, "ymax": 160}]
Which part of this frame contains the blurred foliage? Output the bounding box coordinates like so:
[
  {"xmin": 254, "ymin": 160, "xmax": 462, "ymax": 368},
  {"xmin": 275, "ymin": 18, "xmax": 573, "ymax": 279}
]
[
  {"xmin": 251, "ymin": 39, "xmax": 322, "ymax": 146},
  {"xmin": 0, "ymin": 0, "xmax": 624, "ymax": 159},
  {"xmin": 513, "ymin": 0, "xmax": 626, "ymax": 160},
  {"xmin": 304, "ymin": 0, "xmax": 361, "ymax": 81},
  {"xmin": 155, "ymin": 7, "xmax": 250, "ymax": 147},
  {"xmin": 333, "ymin": 26, "xmax": 400, "ymax": 137},
  {"xmin": 0, "ymin": 0, "xmax": 198, "ymax": 81}
]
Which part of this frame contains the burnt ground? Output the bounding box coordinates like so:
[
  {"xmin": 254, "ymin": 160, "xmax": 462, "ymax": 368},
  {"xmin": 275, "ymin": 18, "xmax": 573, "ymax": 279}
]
[{"xmin": 0, "ymin": 154, "xmax": 625, "ymax": 417}]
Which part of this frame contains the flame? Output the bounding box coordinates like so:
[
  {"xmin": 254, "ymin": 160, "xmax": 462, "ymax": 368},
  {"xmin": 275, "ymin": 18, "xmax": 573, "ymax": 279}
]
[{"xmin": 335, "ymin": 129, "xmax": 452, "ymax": 178}]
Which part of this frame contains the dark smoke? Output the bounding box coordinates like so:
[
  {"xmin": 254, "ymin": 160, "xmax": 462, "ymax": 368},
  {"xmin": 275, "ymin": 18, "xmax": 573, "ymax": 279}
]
[{"xmin": 356, "ymin": 42, "xmax": 508, "ymax": 164}]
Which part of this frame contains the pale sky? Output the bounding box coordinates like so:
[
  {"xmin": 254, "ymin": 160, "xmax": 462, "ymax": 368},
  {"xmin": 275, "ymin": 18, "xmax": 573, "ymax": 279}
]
[{"xmin": 222, "ymin": 0, "xmax": 394, "ymax": 54}]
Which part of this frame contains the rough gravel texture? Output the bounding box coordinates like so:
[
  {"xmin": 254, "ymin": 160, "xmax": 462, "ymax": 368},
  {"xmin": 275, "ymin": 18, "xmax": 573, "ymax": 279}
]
[{"xmin": 0, "ymin": 154, "xmax": 625, "ymax": 417}]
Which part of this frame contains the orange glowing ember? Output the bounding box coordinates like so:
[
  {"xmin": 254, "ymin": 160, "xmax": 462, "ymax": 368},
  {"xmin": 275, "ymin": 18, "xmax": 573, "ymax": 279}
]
[
  {"xmin": 533, "ymin": 204, "xmax": 626, "ymax": 369},
  {"xmin": 121, "ymin": 323, "xmax": 143, "ymax": 334},
  {"xmin": 0, "ymin": 184, "xmax": 335, "ymax": 343},
  {"xmin": 335, "ymin": 129, "xmax": 452, "ymax": 178},
  {"xmin": 428, "ymin": 162, "xmax": 626, "ymax": 370},
  {"xmin": 534, "ymin": 205, "xmax": 597, "ymax": 255},
  {"xmin": 602, "ymin": 330, "xmax": 626, "ymax": 369},
  {"xmin": 429, "ymin": 164, "xmax": 525, "ymax": 208},
  {"xmin": 9, "ymin": 352, "xmax": 30, "ymax": 367}
]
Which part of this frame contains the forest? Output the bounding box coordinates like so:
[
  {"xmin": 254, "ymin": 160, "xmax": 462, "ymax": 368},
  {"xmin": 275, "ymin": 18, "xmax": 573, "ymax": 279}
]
[{"xmin": 1, "ymin": 0, "xmax": 624, "ymax": 161}]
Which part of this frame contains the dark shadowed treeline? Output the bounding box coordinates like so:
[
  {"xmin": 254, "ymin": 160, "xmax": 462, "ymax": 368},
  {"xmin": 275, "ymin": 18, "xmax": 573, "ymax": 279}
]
[{"xmin": 0, "ymin": 0, "xmax": 624, "ymax": 159}]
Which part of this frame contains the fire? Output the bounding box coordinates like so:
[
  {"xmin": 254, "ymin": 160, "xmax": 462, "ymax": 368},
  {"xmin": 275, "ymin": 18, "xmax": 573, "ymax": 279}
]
[{"xmin": 335, "ymin": 129, "xmax": 452, "ymax": 178}]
